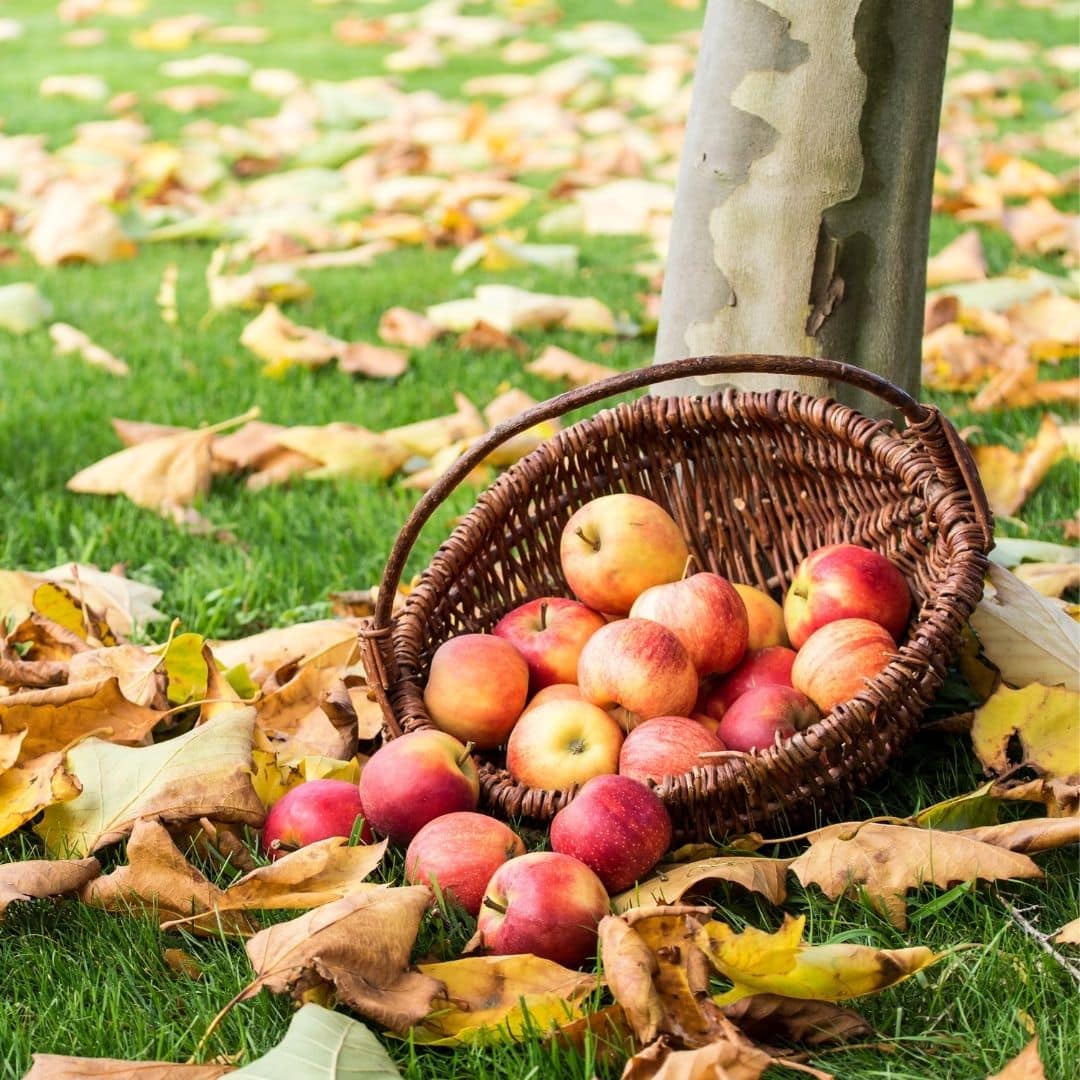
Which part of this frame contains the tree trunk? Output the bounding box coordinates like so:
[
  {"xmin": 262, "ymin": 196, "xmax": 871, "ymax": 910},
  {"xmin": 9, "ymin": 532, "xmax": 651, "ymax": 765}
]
[{"xmin": 652, "ymin": 0, "xmax": 952, "ymax": 417}]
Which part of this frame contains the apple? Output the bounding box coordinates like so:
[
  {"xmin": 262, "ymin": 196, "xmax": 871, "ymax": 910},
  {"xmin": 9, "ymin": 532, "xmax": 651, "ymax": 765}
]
[
  {"xmin": 629, "ymin": 572, "xmax": 749, "ymax": 676},
  {"xmin": 493, "ymin": 597, "xmax": 606, "ymax": 692},
  {"xmin": 261, "ymin": 779, "xmax": 372, "ymax": 860},
  {"xmin": 577, "ymin": 618, "xmax": 698, "ymax": 727},
  {"xmin": 717, "ymin": 685, "xmax": 820, "ymax": 752},
  {"xmin": 791, "ymin": 618, "xmax": 897, "ymax": 714},
  {"xmin": 700, "ymin": 646, "xmax": 797, "ymax": 720},
  {"xmin": 423, "ymin": 633, "xmax": 529, "ymax": 750},
  {"xmin": 733, "ymin": 583, "xmax": 789, "ymax": 650},
  {"xmin": 618, "ymin": 716, "xmax": 725, "ymax": 785},
  {"xmin": 358, "ymin": 729, "xmax": 480, "ymax": 845},
  {"xmin": 474, "ymin": 851, "xmax": 610, "ymax": 968},
  {"xmin": 521, "ymin": 683, "xmax": 586, "ymax": 716},
  {"xmin": 560, "ymin": 493, "xmax": 689, "ymax": 615},
  {"xmin": 506, "ymin": 698, "xmax": 623, "ymax": 790},
  {"xmin": 550, "ymin": 774, "xmax": 673, "ymax": 893},
  {"xmin": 784, "ymin": 543, "xmax": 911, "ymax": 649},
  {"xmin": 404, "ymin": 812, "xmax": 526, "ymax": 916}
]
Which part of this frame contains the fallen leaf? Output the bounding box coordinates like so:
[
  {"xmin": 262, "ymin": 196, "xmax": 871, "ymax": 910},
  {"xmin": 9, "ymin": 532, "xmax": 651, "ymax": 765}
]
[
  {"xmin": 0, "ymin": 752, "xmax": 83, "ymax": 838},
  {"xmin": 971, "ymin": 683, "xmax": 1079, "ymax": 781},
  {"xmin": 22, "ymin": 1058, "xmax": 228, "ymax": 1079},
  {"xmin": 67, "ymin": 646, "xmax": 165, "ymax": 708},
  {"xmin": 163, "ymin": 948, "xmax": 203, "ymax": 980},
  {"xmin": 0, "ymin": 282, "xmax": 53, "ymax": 334},
  {"xmin": 159, "ymin": 632, "xmax": 209, "ymax": 705},
  {"xmin": 992, "ymin": 776, "xmax": 1079, "ymax": 818},
  {"xmin": 274, "ymin": 424, "xmax": 409, "ymax": 481},
  {"xmin": 1008, "ymin": 293, "xmax": 1080, "ymax": 361},
  {"xmin": 337, "ymin": 342, "xmax": 408, "ymax": 378},
  {"xmin": 250, "ymin": 745, "xmax": 360, "ymax": 808},
  {"xmin": 621, "ymin": 1030, "xmax": 777, "ymax": 1080},
  {"xmin": 239, "ymin": 303, "xmax": 339, "ymax": 372},
  {"xmin": 1003, "ymin": 197, "xmax": 1078, "ymax": 256},
  {"xmin": 383, "ymin": 394, "xmax": 486, "ymax": 458},
  {"xmin": 1012, "ymin": 561, "xmax": 1080, "ymax": 598},
  {"xmin": 720, "ymin": 994, "xmax": 873, "ymax": 1047},
  {"xmin": 32, "ymin": 580, "xmax": 116, "ymax": 647},
  {"xmin": 377, "ymin": 306, "xmax": 444, "ymax": 348},
  {"xmin": 0, "ymin": 856, "xmax": 99, "ymax": 919},
  {"xmin": 954, "ymin": 816, "xmax": 1080, "ymax": 854},
  {"xmin": 527, "ymin": 345, "xmax": 619, "ymax": 386},
  {"xmin": 456, "ymin": 321, "xmax": 529, "ymax": 356},
  {"xmin": 1053, "ymin": 919, "xmax": 1080, "ymax": 945},
  {"xmin": 157, "ymin": 263, "xmax": 178, "ymax": 325},
  {"xmin": 49, "ymin": 323, "xmax": 130, "ymax": 377},
  {"xmin": 210, "ymin": 620, "xmax": 362, "ymax": 688},
  {"xmin": 207, "ymin": 249, "xmax": 312, "ymax": 311},
  {"xmin": 39, "ymin": 73, "xmax": 109, "ymax": 101},
  {"xmin": 990, "ymin": 537, "xmax": 1080, "ymax": 570},
  {"xmin": 987, "ymin": 1038, "xmax": 1047, "ymax": 1080},
  {"xmin": 154, "ymin": 84, "xmax": 230, "ymax": 113},
  {"xmin": 36, "ymin": 707, "xmax": 263, "ymax": 856},
  {"xmin": 38, "ymin": 564, "xmax": 165, "ymax": 638},
  {"xmin": 911, "ymin": 783, "xmax": 1001, "ymax": 830},
  {"xmin": 26, "ymin": 181, "xmax": 135, "ymax": 266},
  {"xmin": 926, "ymin": 230, "xmax": 987, "ymax": 288},
  {"xmin": 427, "ymin": 285, "xmax": 617, "ymax": 335},
  {"xmin": 971, "ymin": 416, "xmax": 1065, "ymax": 518},
  {"xmin": 613, "ymin": 856, "xmax": 789, "ymax": 913}
]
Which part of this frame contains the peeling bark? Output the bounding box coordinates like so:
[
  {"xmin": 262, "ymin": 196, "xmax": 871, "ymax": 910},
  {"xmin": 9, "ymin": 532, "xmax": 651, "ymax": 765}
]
[{"xmin": 654, "ymin": 0, "xmax": 952, "ymax": 415}]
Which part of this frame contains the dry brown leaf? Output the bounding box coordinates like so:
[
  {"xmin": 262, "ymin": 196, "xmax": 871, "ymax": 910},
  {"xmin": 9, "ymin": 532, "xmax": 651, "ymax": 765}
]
[
  {"xmin": 971, "ymin": 683, "xmax": 1079, "ymax": 780},
  {"xmin": 720, "ymin": 994, "xmax": 872, "ymax": 1047},
  {"xmin": 1003, "ymin": 197, "xmax": 1078, "ymax": 255},
  {"xmin": 245, "ymin": 448, "xmax": 320, "ymax": 490},
  {"xmin": 37, "ymin": 564, "xmax": 165, "ymax": 637},
  {"xmin": 613, "ymin": 856, "xmax": 789, "ymax": 913},
  {"xmin": 274, "ymin": 424, "xmax": 409, "ymax": 481},
  {"xmin": 1053, "ymin": 918, "xmax": 1080, "ymax": 945},
  {"xmin": 338, "ymin": 342, "xmax": 408, "ymax": 378},
  {"xmin": 210, "ymin": 620, "xmax": 363, "ymax": 688},
  {"xmin": 26, "ymin": 181, "xmax": 135, "ymax": 266},
  {"xmin": 240, "ymin": 886, "xmax": 443, "ymax": 1032},
  {"xmin": 211, "ymin": 420, "xmax": 290, "ymax": 472},
  {"xmin": 954, "ymin": 816, "xmax": 1080, "ymax": 854},
  {"xmin": 0, "ymin": 653, "xmax": 67, "ymax": 691},
  {"xmin": 971, "ymin": 370, "xmax": 1080, "ymax": 413},
  {"xmin": 67, "ymin": 645, "xmax": 165, "ymax": 708},
  {"xmin": 987, "ymin": 1038, "xmax": 1046, "ymax": 1080},
  {"xmin": 993, "ymin": 776, "xmax": 1080, "ymax": 818},
  {"xmin": 378, "ymin": 306, "xmax": 444, "ymax": 348},
  {"xmin": 0, "ymin": 729, "xmax": 26, "ymax": 771},
  {"xmin": 163, "ymin": 947, "xmax": 203, "ymax": 980},
  {"xmin": 22, "ymin": 1057, "xmax": 228, "ymax": 1079},
  {"xmin": 971, "ymin": 416, "xmax": 1065, "ymax": 517},
  {"xmin": 789, "ymin": 822, "xmax": 1042, "ymax": 928},
  {"xmin": 527, "ymin": 345, "xmax": 618, "ymax": 387},
  {"xmin": 154, "ymin": 84, "xmax": 230, "ymax": 112},
  {"xmin": 50, "ymin": 323, "xmax": 129, "ymax": 377},
  {"xmin": 926, "ymin": 230, "xmax": 987, "ymax": 288},
  {"xmin": 456, "ymin": 320, "xmax": 529, "ymax": 356},
  {"xmin": 111, "ymin": 419, "xmax": 187, "ymax": 448},
  {"xmin": 621, "ymin": 1031, "xmax": 778, "ymax": 1080},
  {"xmin": 0, "ymin": 856, "xmax": 99, "ymax": 919},
  {"xmin": 255, "ymin": 638, "xmax": 358, "ymax": 733}
]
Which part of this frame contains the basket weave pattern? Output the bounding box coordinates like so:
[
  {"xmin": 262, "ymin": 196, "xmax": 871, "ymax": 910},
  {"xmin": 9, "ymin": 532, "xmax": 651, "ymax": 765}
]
[{"xmin": 362, "ymin": 356, "xmax": 992, "ymax": 843}]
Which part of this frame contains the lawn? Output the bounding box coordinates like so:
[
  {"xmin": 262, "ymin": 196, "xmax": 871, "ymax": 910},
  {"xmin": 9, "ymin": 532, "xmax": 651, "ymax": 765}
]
[{"xmin": 0, "ymin": 1, "xmax": 1077, "ymax": 1078}]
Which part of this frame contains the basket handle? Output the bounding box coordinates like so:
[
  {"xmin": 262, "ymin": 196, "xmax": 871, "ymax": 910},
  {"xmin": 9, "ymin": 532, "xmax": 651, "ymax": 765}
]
[{"xmin": 367, "ymin": 353, "xmax": 992, "ymax": 633}]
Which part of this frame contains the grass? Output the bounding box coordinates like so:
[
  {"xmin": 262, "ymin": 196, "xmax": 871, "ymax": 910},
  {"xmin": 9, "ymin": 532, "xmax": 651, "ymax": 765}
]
[{"xmin": 1, "ymin": 0, "xmax": 1077, "ymax": 1077}]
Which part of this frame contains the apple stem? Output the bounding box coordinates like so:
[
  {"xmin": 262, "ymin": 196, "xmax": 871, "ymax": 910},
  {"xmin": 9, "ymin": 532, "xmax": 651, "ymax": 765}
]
[
  {"xmin": 482, "ymin": 896, "xmax": 508, "ymax": 915},
  {"xmin": 456, "ymin": 742, "xmax": 475, "ymax": 767},
  {"xmin": 539, "ymin": 601, "xmax": 548, "ymax": 631},
  {"xmin": 575, "ymin": 527, "xmax": 600, "ymax": 553}
]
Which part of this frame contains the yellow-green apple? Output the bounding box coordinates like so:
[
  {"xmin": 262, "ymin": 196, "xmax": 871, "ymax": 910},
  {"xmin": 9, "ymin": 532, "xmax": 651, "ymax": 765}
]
[
  {"xmin": 578, "ymin": 618, "xmax": 698, "ymax": 727},
  {"xmin": 473, "ymin": 851, "xmax": 610, "ymax": 968},
  {"xmin": 618, "ymin": 716, "xmax": 725, "ymax": 785},
  {"xmin": 506, "ymin": 698, "xmax": 623, "ymax": 789},
  {"xmin": 733, "ymin": 583, "xmax": 789, "ymax": 649},
  {"xmin": 560, "ymin": 493, "xmax": 689, "ymax": 615},
  {"xmin": 493, "ymin": 597, "xmax": 605, "ymax": 692},
  {"xmin": 783, "ymin": 543, "xmax": 911, "ymax": 649},
  {"xmin": 521, "ymin": 683, "xmax": 586, "ymax": 716},
  {"xmin": 791, "ymin": 618, "xmax": 896, "ymax": 713},
  {"xmin": 717, "ymin": 685, "xmax": 820, "ymax": 752},
  {"xmin": 700, "ymin": 646, "xmax": 797, "ymax": 720},
  {"xmin": 261, "ymin": 779, "xmax": 372, "ymax": 860},
  {"xmin": 358, "ymin": 729, "xmax": 480, "ymax": 845},
  {"xmin": 549, "ymin": 774, "xmax": 673, "ymax": 893},
  {"xmin": 423, "ymin": 633, "xmax": 529, "ymax": 749},
  {"xmin": 404, "ymin": 812, "xmax": 526, "ymax": 916},
  {"xmin": 629, "ymin": 572, "xmax": 748, "ymax": 676}
]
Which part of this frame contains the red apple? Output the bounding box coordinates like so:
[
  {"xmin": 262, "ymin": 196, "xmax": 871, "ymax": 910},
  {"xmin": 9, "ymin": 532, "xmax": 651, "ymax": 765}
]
[
  {"xmin": 550, "ymin": 774, "xmax": 673, "ymax": 893},
  {"xmin": 358, "ymin": 729, "xmax": 480, "ymax": 845},
  {"xmin": 618, "ymin": 716, "xmax": 725, "ymax": 785},
  {"xmin": 629, "ymin": 572, "xmax": 749, "ymax": 676},
  {"xmin": 423, "ymin": 633, "xmax": 529, "ymax": 749},
  {"xmin": 791, "ymin": 618, "xmax": 897, "ymax": 714},
  {"xmin": 521, "ymin": 683, "xmax": 586, "ymax": 716},
  {"xmin": 560, "ymin": 493, "xmax": 689, "ymax": 615},
  {"xmin": 700, "ymin": 646, "xmax": 797, "ymax": 720},
  {"xmin": 717, "ymin": 685, "xmax": 820, "ymax": 752},
  {"xmin": 260, "ymin": 779, "xmax": 372, "ymax": 860},
  {"xmin": 493, "ymin": 597, "xmax": 606, "ymax": 692},
  {"xmin": 506, "ymin": 698, "xmax": 623, "ymax": 790},
  {"xmin": 733, "ymin": 583, "xmax": 789, "ymax": 650},
  {"xmin": 784, "ymin": 543, "xmax": 911, "ymax": 649},
  {"xmin": 474, "ymin": 851, "xmax": 610, "ymax": 968},
  {"xmin": 404, "ymin": 812, "xmax": 526, "ymax": 916},
  {"xmin": 578, "ymin": 618, "xmax": 698, "ymax": 727}
]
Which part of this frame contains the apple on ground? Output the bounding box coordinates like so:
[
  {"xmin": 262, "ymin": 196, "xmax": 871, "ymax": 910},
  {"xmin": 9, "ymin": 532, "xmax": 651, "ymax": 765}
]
[
  {"xmin": 629, "ymin": 572, "xmax": 749, "ymax": 676},
  {"xmin": 700, "ymin": 646, "xmax": 797, "ymax": 720},
  {"xmin": 404, "ymin": 812, "xmax": 526, "ymax": 916},
  {"xmin": 791, "ymin": 618, "xmax": 897, "ymax": 714},
  {"xmin": 550, "ymin": 774, "xmax": 673, "ymax": 893},
  {"xmin": 473, "ymin": 851, "xmax": 610, "ymax": 969},
  {"xmin": 506, "ymin": 698, "xmax": 623, "ymax": 790},
  {"xmin": 784, "ymin": 542, "xmax": 911, "ymax": 649},
  {"xmin": 560, "ymin": 493, "xmax": 689, "ymax": 615},
  {"xmin": 423, "ymin": 633, "xmax": 529, "ymax": 749},
  {"xmin": 578, "ymin": 618, "xmax": 699, "ymax": 727},
  {"xmin": 493, "ymin": 597, "xmax": 606, "ymax": 692},
  {"xmin": 358, "ymin": 729, "xmax": 480, "ymax": 845},
  {"xmin": 717, "ymin": 685, "xmax": 820, "ymax": 752},
  {"xmin": 618, "ymin": 716, "xmax": 726, "ymax": 785},
  {"xmin": 733, "ymin": 583, "xmax": 789, "ymax": 650},
  {"xmin": 261, "ymin": 779, "xmax": 372, "ymax": 860}
]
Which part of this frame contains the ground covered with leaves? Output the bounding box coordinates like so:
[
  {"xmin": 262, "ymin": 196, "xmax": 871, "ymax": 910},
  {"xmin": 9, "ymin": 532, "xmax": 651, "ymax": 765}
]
[{"xmin": 0, "ymin": 1, "xmax": 1077, "ymax": 1078}]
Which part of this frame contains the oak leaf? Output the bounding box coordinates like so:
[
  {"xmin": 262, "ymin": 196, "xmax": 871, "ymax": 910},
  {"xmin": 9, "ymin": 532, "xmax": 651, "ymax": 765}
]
[
  {"xmin": 0, "ymin": 751, "xmax": 83, "ymax": 838},
  {"xmin": 971, "ymin": 683, "xmax": 1079, "ymax": 780},
  {"xmin": 613, "ymin": 856, "xmax": 789, "ymax": 914},
  {"xmin": 0, "ymin": 855, "xmax": 99, "ymax": 919}
]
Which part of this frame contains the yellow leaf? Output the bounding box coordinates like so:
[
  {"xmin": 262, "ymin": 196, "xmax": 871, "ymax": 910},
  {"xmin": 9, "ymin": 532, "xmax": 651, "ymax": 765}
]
[
  {"xmin": 612, "ymin": 856, "xmax": 789, "ymax": 913},
  {"xmin": 274, "ymin": 423, "xmax": 409, "ymax": 481},
  {"xmin": 911, "ymin": 782, "xmax": 1000, "ymax": 830},
  {"xmin": 0, "ymin": 751, "xmax": 82, "ymax": 839},
  {"xmin": 158, "ymin": 632, "xmax": 208, "ymax": 704},
  {"xmin": 239, "ymin": 303, "xmax": 339, "ymax": 372},
  {"xmin": 0, "ymin": 856, "xmax": 100, "ymax": 920},
  {"xmin": 971, "ymin": 415, "xmax": 1065, "ymax": 518},
  {"xmin": 1012, "ymin": 561, "xmax": 1080, "ymax": 598},
  {"xmin": 26, "ymin": 181, "xmax": 135, "ymax": 267},
  {"xmin": 383, "ymin": 393, "xmax": 486, "ymax": 458},
  {"xmin": 971, "ymin": 683, "xmax": 1079, "ymax": 780},
  {"xmin": 251, "ymin": 743, "xmax": 360, "ymax": 808},
  {"xmin": 33, "ymin": 581, "xmax": 116, "ymax": 646}
]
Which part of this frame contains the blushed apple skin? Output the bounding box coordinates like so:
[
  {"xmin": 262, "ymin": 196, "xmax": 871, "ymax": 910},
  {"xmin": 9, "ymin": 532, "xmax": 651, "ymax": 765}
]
[
  {"xmin": 261, "ymin": 779, "xmax": 372, "ymax": 860},
  {"xmin": 733, "ymin": 583, "xmax": 790, "ymax": 650},
  {"xmin": 783, "ymin": 543, "xmax": 911, "ymax": 650},
  {"xmin": 791, "ymin": 618, "xmax": 897, "ymax": 714},
  {"xmin": 618, "ymin": 715, "xmax": 725, "ymax": 785},
  {"xmin": 423, "ymin": 633, "xmax": 529, "ymax": 750},
  {"xmin": 404, "ymin": 812, "xmax": 526, "ymax": 916},
  {"xmin": 717, "ymin": 685, "xmax": 820, "ymax": 752},
  {"xmin": 493, "ymin": 597, "xmax": 606, "ymax": 693},
  {"xmin": 475, "ymin": 851, "xmax": 610, "ymax": 969},
  {"xmin": 550, "ymin": 774, "xmax": 673, "ymax": 893},
  {"xmin": 701, "ymin": 646, "xmax": 797, "ymax": 719},
  {"xmin": 629, "ymin": 572, "xmax": 749, "ymax": 676},
  {"xmin": 560, "ymin": 493, "xmax": 689, "ymax": 616},
  {"xmin": 578, "ymin": 618, "xmax": 699, "ymax": 724},
  {"xmin": 358, "ymin": 729, "xmax": 480, "ymax": 845}
]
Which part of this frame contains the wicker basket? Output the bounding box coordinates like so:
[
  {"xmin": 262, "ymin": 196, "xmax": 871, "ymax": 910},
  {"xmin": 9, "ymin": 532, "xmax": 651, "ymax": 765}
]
[{"xmin": 360, "ymin": 355, "xmax": 993, "ymax": 842}]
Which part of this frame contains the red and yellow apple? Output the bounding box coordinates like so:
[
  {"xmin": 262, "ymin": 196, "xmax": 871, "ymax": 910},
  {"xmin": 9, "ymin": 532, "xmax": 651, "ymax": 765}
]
[
  {"xmin": 404, "ymin": 812, "xmax": 526, "ymax": 916},
  {"xmin": 423, "ymin": 633, "xmax": 529, "ymax": 749},
  {"xmin": 717, "ymin": 685, "xmax": 820, "ymax": 752},
  {"xmin": 506, "ymin": 698, "xmax": 623, "ymax": 789},
  {"xmin": 791, "ymin": 618, "xmax": 897, "ymax": 713},
  {"xmin": 733, "ymin": 583, "xmax": 789, "ymax": 650},
  {"xmin": 629, "ymin": 572, "xmax": 748, "ymax": 676},
  {"xmin": 520, "ymin": 682, "xmax": 587, "ymax": 716},
  {"xmin": 618, "ymin": 715, "xmax": 725, "ymax": 785},
  {"xmin": 784, "ymin": 543, "xmax": 911, "ymax": 649},
  {"xmin": 493, "ymin": 597, "xmax": 606, "ymax": 692},
  {"xmin": 700, "ymin": 646, "xmax": 797, "ymax": 720},
  {"xmin": 261, "ymin": 779, "xmax": 371, "ymax": 860},
  {"xmin": 560, "ymin": 493, "xmax": 689, "ymax": 615}
]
